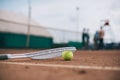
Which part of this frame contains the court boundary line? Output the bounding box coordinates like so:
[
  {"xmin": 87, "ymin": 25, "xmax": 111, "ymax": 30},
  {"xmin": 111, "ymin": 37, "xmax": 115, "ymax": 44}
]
[{"xmin": 0, "ymin": 61, "xmax": 120, "ymax": 71}]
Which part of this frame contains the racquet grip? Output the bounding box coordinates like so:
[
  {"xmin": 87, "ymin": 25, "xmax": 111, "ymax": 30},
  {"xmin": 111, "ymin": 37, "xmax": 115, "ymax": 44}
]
[{"xmin": 0, "ymin": 55, "xmax": 8, "ymax": 60}]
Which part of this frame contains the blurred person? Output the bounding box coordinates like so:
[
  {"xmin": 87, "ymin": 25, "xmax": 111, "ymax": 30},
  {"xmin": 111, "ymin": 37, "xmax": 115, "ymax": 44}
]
[
  {"xmin": 82, "ymin": 28, "xmax": 86, "ymax": 49},
  {"xmin": 98, "ymin": 27, "xmax": 105, "ymax": 49},
  {"xmin": 82, "ymin": 28, "xmax": 90, "ymax": 49},
  {"xmin": 86, "ymin": 28, "xmax": 90, "ymax": 49},
  {"xmin": 93, "ymin": 30, "xmax": 99, "ymax": 50}
]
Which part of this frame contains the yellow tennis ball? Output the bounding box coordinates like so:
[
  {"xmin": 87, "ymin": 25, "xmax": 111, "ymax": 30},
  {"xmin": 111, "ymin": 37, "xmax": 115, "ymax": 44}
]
[{"xmin": 62, "ymin": 50, "xmax": 73, "ymax": 61}]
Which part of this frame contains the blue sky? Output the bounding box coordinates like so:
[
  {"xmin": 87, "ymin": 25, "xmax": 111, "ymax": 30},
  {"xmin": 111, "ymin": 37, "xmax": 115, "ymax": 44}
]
[{"xmin": 0, "ymin": 0, "xmax": 120, "ymax": 42}]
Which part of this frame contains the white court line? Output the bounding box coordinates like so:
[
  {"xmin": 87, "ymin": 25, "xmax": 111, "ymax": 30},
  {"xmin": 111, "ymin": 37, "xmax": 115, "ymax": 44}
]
[{"xmin": 0, "ymin": 61, "xmax": 120, "ymax": 71}]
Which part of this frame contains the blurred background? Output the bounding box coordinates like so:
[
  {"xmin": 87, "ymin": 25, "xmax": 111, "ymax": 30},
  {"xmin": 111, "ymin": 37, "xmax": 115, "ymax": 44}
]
[{"xmin": 0, "ymin": 0, "xmax": 120, "ymax": 49}]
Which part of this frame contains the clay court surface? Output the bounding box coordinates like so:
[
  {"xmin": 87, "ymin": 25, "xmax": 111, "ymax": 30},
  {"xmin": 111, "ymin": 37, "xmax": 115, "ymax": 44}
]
[{"xmin": 0, "ymin": 49, "xmax": 120, "ymax": 80}]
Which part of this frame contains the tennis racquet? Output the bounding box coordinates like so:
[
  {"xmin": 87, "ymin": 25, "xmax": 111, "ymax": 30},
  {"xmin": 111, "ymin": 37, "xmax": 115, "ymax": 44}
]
[{"xmin": 0, "ymin": 47, "xmax": 76, "ymax": 60}]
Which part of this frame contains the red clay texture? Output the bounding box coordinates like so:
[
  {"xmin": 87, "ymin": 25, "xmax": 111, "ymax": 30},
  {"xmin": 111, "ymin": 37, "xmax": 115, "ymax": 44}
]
[{"xmin": 0, "ymin": 49, "xmax": 120, "ymax": 80}]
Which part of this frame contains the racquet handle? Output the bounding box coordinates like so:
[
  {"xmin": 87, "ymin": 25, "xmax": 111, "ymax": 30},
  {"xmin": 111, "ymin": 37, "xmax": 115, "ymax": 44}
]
[{"xmin": 0, "ymin": 55, "xmax": 9, "ymax": 60}]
